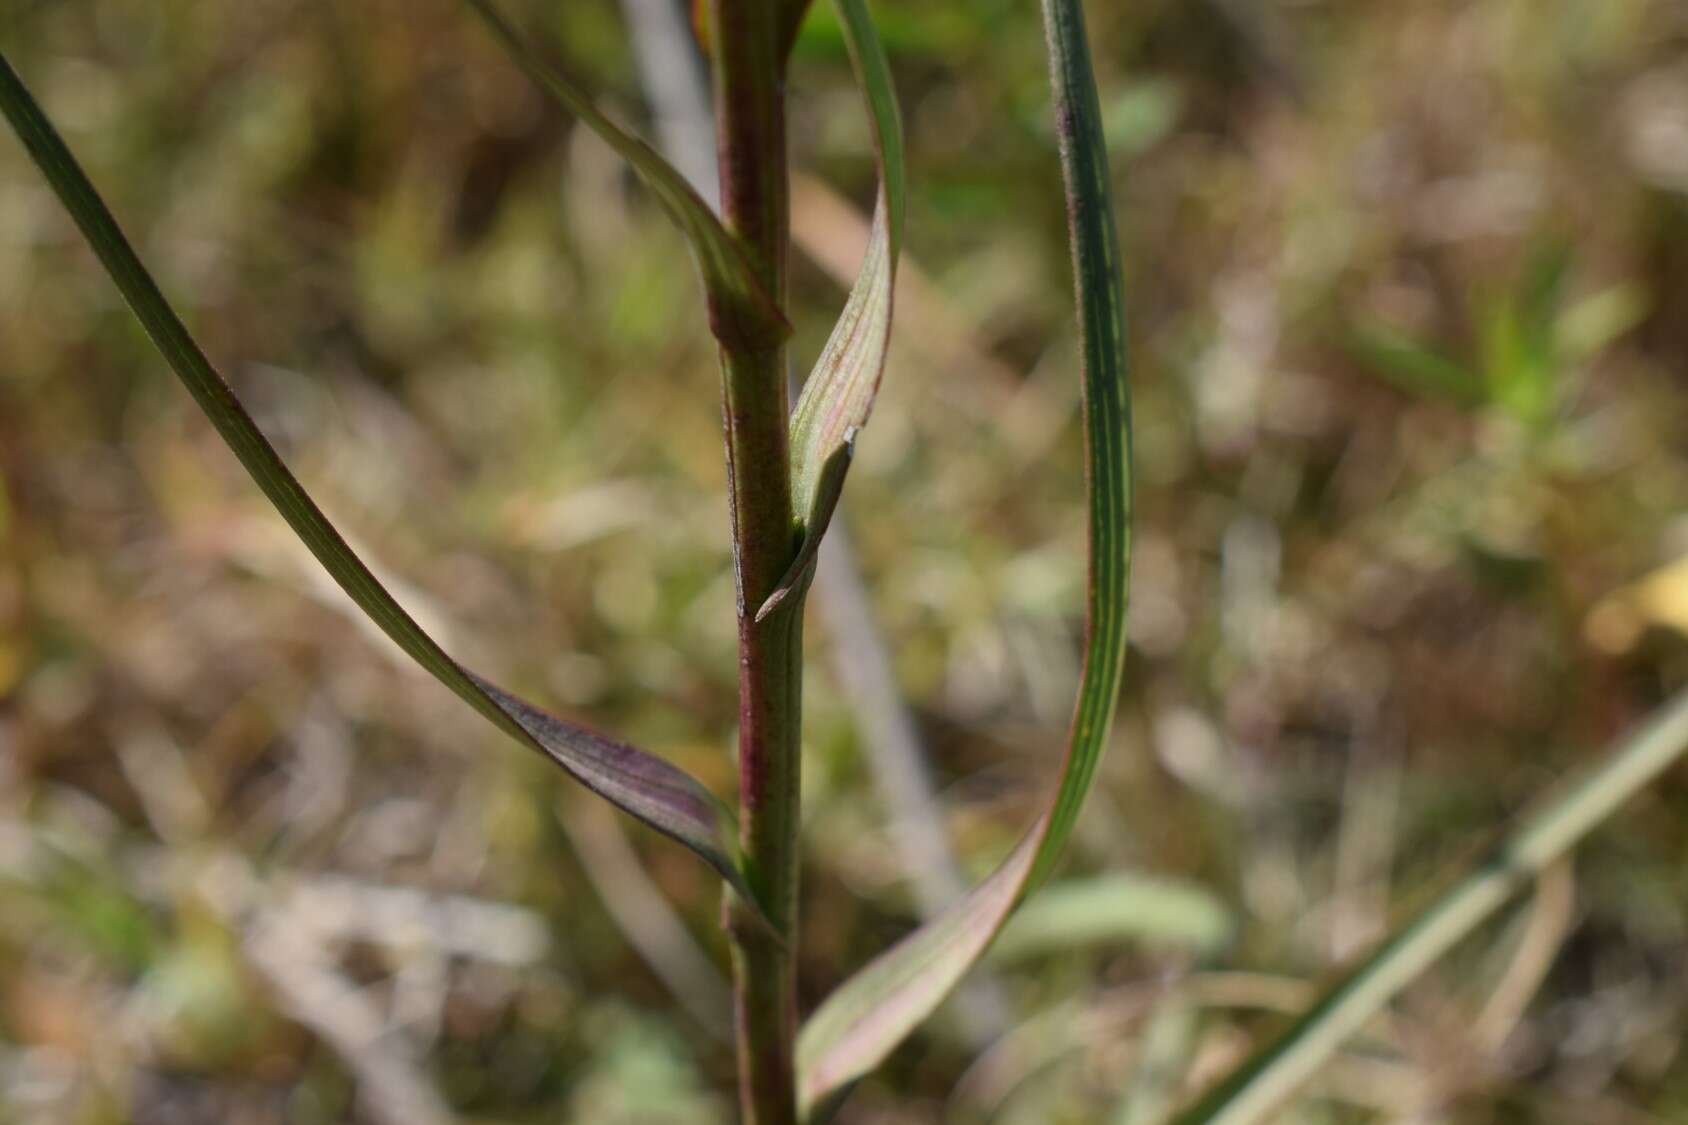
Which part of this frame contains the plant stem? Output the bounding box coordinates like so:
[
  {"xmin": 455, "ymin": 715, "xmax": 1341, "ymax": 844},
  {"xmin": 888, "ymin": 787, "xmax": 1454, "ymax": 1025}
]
[{"xmin": 709, "ymin": 4, "xmax": 802, "ymax": 1122}]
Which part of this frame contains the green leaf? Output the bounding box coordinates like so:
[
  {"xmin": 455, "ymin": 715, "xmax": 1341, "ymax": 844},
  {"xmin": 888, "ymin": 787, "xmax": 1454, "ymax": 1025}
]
[
  {"xmin": 1347, "ymin": 323, "xmax": 1483, "ymax": 409},
  {"xmin": 793, "ymin": 0, "xmax": 1133, "ymax": 1114},
  {"xmin": 463, "ymin": 0, "xmax": 789, "ymax": 353},
  {"xmin": 765, "ymin": 0, "xmax": 906, "ymax": 621},
  {"xmin": 1557, "ymin": 283, "xmax": 1648, "ymax": 364},
  {"xmin": 1173, "ymin": 689, "xmax": 1688, "ymax": 1125},
  {"xmin": 990, "ymin": 874, "xmax": 1233, "ymax": 963},
  {"xmin": 1103, "ymin": 79, "xmax": 1184, "ymax": 156},
  {"xmin": 0, "ymin": 48, "xmax": 769, "ymax": 925},
  {"xmin": 1480, "ymin": 241, "xmax": 1571, "ymax": 430}
]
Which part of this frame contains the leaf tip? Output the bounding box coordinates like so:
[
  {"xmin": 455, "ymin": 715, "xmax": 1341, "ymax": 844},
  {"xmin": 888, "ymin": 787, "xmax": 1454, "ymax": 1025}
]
[{"xmin": 756, "ymin": 429, "xmax": 858, "ymax": 625}]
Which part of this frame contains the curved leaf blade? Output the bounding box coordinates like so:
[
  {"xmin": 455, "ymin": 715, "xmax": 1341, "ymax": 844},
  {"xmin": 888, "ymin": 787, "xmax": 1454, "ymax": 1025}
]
[
  {"xmin": 794, "ymin": 0, "xmax": 1133, "ymax": 1113},
  {"xmin": 463, "ymin": 0, "xmax": 789, "ymax": 352},
  {"xmin": 765, "ymin": 0, "xmax": 906, "ymax": 623},
  {"xmin": 0, "ymin": 49, "xmax": 766, "ymax": 920}
]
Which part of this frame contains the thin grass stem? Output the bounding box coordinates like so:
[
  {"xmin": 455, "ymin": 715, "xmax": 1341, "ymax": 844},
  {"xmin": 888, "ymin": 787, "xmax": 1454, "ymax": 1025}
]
[{"xmin": 1176, "ymin": 688, "xmax": 1688, "ymax": 1124}]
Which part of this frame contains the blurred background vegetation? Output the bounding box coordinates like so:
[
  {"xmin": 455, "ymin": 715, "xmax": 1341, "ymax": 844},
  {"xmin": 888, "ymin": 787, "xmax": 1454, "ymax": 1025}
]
[{"xmin": 3, "ymin": 0, "xmax": 1688, "ymax": 1122}]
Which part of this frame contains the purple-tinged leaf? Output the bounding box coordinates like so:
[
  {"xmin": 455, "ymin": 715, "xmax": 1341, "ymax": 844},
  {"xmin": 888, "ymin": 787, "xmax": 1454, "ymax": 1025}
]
[
  {"xmin": 0, "ymin": 49, "xmax": 769, "ymax": 925},
  {"xmin": 794, "ymin": 0, "xmax": 1133, "ymax": 1113}
]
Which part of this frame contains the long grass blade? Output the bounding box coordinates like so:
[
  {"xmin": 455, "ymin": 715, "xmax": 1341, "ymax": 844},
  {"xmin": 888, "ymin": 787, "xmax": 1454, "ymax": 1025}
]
[
  {"xmin": 0, "ymin": 48, "xmax": 768, "ymax": 922},
  {"xmin": 793, "ymin": 0, "xmax": 1133, "ymax": 1113},
  {"xmin": 765, "ymin": 0, "xmax": 906, "ymax": 621},
  {"xmin": 1173, "ymin": 688, "xmax": 1688, "ymax": 1125},
  {"xmin": 463, "ymin": 0, "xmax": 788, "ymax": 352}
]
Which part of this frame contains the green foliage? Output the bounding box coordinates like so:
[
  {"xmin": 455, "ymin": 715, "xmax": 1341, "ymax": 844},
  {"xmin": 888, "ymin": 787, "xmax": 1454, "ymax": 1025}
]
[
  {"xmin": 5, "ymin": 0, "xmax": 1688, "ymax": 1122},
  {"xmin": 1177, "ymin": 693, "xmax": 1688, "ymax": 1123},
  {"xmin": 1350, "ymin": 241, "xmax": 1649, "ymax": 432},
  {"xmin": 794, "ymin": 1, "xmax": 1133, "ymax": 1113},
  {"xmin": 0, "ymin": 0, "xmax": 1134, "ymax": 1116},
  {"xmin": 991, "ymin": 874, "xmax": 1234, "ymax": 962},
  {"xmin": 0, "ymin": 47, "xmax": 761, "ymax": 918}
]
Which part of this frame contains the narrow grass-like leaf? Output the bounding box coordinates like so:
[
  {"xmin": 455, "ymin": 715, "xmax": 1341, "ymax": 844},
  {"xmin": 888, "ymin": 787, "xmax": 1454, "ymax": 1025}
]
[
  {"xmin": 1347, "ymin": 323, "xmax": 1482, "ymax": 409},
  {"xmin": 463, "ymin": 0, "xmax": 788, "ymax": 352},
  {"xmin": 1173, "ymin": 688, "xmax": 1688, "ymax": 1125},
  {"xmin": 765, "ymin": 0, "xmax": 906, "ymax": 622},
  {"xmin": 0, "ymin": 49, "xmax": 769, "ymax": 922},
  {"xmin": 793, "ymin": 0, "xmax": 1133, "ymax": 1113}
]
